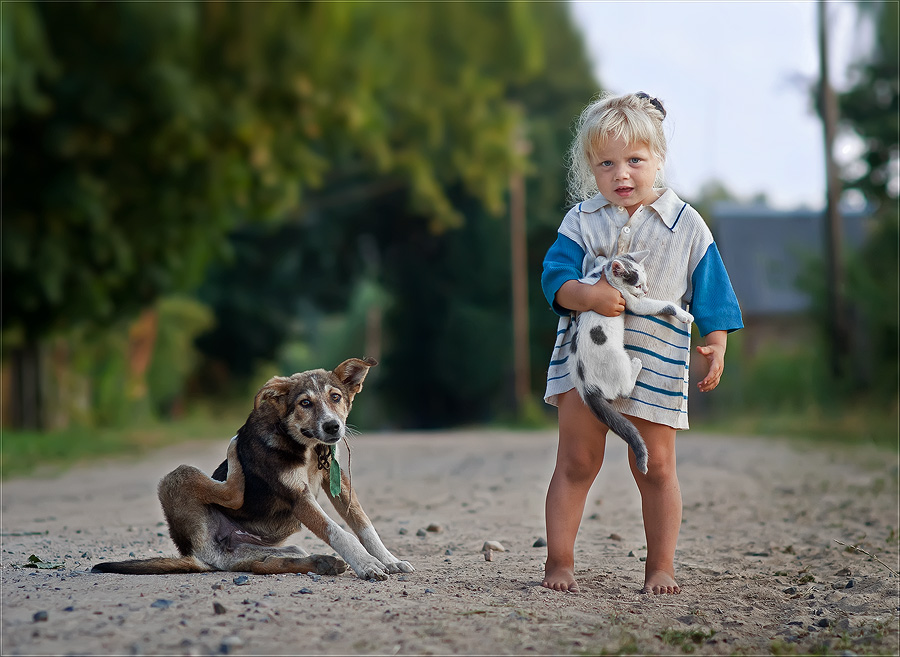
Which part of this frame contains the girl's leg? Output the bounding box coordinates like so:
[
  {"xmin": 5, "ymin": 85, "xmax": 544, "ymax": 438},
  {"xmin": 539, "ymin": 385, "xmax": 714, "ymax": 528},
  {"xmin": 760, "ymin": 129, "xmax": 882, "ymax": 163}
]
[
  {"xmin": 543, "ymin": 389, "xmax": 608, "ymax": 593},
  {"xmin": 625, "ymin": 415, "xmax": 682, "ymax": 594}
]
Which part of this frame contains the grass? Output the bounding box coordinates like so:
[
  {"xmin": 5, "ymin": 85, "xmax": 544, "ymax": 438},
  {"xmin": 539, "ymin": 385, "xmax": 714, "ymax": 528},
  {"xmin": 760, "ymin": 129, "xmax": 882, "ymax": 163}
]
[
  {"xmin": 4, "ymin": 399, "xmax": 897, "ymax": 481},
  {"xmin": 657, "ymin": 628, "xmax": 716, "ymax": 653},
  {"xmin": 694, "ymin": 402, "xmax": 899, "ymax": 451},
  {"xmin": 1, "ymin": 413, "xmax": 245, "ymax": 480}
]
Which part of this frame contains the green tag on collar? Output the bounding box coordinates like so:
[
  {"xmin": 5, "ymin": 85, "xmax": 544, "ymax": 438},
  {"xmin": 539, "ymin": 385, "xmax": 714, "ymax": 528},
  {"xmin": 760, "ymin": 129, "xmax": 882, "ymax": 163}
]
[{"xmin": 329, "ymin": 444, "xmax": 341, "ymax": 497}]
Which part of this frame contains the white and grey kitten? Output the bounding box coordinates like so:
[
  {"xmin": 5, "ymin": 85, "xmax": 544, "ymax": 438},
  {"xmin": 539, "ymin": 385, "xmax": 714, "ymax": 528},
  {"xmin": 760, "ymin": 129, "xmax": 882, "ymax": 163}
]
[{"xmin": 570, "ymin": 250, "xmax": 693, "ymax": 474}]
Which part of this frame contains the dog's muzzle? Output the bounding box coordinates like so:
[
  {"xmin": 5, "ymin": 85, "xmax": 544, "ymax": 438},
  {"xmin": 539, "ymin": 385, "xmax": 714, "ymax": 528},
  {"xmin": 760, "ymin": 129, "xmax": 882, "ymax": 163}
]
[{"xmin": 301, "ymin": 420, "xmax": 344, "ymax": 444}]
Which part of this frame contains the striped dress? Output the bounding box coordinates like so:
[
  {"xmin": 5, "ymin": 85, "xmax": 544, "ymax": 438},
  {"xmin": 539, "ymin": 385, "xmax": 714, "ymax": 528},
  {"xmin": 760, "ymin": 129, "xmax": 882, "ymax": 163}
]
[{"xmin": 541, "ymin": 188, "xmax": 743, "ymax": 430}]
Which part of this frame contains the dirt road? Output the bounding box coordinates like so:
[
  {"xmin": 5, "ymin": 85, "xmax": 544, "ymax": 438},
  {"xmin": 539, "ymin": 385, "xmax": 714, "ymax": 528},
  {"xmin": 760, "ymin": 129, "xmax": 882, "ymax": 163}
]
[{"xmin": 2, "ymin": 430, "xmax": 898, "ymax": 655}]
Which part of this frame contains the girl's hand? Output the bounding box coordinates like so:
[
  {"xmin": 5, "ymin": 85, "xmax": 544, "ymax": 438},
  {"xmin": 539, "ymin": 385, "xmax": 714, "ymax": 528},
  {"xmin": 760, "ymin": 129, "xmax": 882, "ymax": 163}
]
[
  {"xmin": 555, "ymin": 277, "xmax": 625, "ymax": 317},
  {"xmin": 696, "ymin": 331, "xmax": 727, "ymax": 392},
  {"xmin": 590, "ymin": 275, "xmax": 626, "ymax": 316}
]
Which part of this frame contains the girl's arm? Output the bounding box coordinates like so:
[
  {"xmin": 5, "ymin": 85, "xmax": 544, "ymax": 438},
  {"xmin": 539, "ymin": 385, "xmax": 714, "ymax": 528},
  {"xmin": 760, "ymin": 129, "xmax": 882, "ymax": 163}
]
[
  {"xmin": 556, "ymin": 276, "xmax": 625, "ymax": 317},
  {"xmin": 696, "ymin": 330, "xmax": 727, "ymax": 392}
]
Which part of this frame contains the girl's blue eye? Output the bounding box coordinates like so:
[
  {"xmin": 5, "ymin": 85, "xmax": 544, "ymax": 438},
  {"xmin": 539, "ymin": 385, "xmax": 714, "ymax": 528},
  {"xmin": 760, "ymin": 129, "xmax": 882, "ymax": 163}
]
[{"xmin": 630, "ymin": 157, "xmax": 642, "ymax": 164}]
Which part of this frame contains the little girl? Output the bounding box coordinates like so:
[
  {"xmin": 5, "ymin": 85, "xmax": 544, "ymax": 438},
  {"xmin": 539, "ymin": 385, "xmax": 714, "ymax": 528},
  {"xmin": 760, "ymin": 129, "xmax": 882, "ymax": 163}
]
[{"xmin": 540, "ymin": 92, "xmax": 743, "ymax": 594}]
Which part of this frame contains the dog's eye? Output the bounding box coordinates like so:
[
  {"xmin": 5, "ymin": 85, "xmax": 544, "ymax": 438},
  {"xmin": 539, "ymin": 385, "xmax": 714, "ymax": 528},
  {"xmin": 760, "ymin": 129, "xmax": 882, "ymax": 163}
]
[
  {"xmin": 299, "ymin": 399, "xmax": 312, "ymax": 407},
  {"xmin": 330, "ymin": 393, "xmax": 342, "ymax": 403}
]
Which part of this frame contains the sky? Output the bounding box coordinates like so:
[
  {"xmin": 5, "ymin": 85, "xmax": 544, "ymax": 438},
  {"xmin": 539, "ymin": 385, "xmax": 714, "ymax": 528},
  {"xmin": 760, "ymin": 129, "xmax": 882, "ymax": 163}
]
[{"xmin": 568, "ymin": 1, "xmax": 870, "ymax": 211}]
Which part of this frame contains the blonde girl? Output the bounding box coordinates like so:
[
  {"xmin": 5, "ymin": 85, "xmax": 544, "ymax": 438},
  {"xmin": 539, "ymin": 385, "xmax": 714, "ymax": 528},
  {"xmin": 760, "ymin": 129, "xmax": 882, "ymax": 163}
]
[{"xmin": 541, "ymin": 92, "xmax": 743, "ymax": 594}]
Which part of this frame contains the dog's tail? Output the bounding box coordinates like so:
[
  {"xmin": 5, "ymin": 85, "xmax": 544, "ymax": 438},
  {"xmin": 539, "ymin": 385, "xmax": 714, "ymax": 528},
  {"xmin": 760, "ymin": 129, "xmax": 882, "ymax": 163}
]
[
  {"xmin": 91, "ymin": 555, "xmax": 208, "ymax": 575},
  {"xmin": 581, "ymin": 386, "xmax": 649, "ymax": 474}
]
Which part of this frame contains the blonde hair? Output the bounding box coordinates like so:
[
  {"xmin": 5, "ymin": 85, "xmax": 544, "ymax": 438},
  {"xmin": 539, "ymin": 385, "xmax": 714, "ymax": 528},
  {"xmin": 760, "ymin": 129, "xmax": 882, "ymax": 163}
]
[{"xmin": 566, "ymin": 92, "xmax": 668, "ymax": 203}]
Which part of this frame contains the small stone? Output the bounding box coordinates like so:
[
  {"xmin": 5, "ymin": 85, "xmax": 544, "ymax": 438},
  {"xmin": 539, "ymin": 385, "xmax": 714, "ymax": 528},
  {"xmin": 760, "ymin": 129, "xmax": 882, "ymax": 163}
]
[
  {"xmin": 297, "ymin": 588, "xmax": 313, "ymax": 595},
  {"xmin": 627, "ymin": 551, "xmax": 636, "ymax": 558},
  {"xmin": 33, "ymin": 610, "xmax": 48, "ymax": 622},
  {"xmin": 233, "ymin": 575, "xmax": 250, "ymax": 586},
  {"xmin": 398, "ymin": 527, "xmax": 408, "ymax": 535},
  {"xmin": 482, "ymin": 541, "xmax": 505, "ymax": 552},
  {"xmin": 484, "ymin": 550, "xmax": 494, "ymax": 562},
  {"xmin": 150, "ymin": 599, "xmax": 173, "ymax": 609},
  {"xmin": 834, "ymin": 567, "xmax": 852, "ymax": 576},
  {"xmin": 817, "ymin": 618, "xmax": 831, "ymax": 628},
  {"xmin": 81, "ymin": 551, "xmax": 92, "ymax": 559},
  {"xmin": 845, "ymin": 579, "xmax": 855, "ymax": 589},
  {"xmin": 416, "ymin": 529, "xmax": 427, "ymax": 537},
  {"xmin": 212, "ymin": 583, "xmax": 223, "ymax": 590},
  {"xmin": 782, "ymin": 586, "xmax": 799, "ymax": 594},
  {"xmin": 426, "ymin": 524, "xmax": 443, "ymax": 533},
  {"xmin": 213, "ymin": 602, "xmax": 227, "ymax": 615},
  {"xmin": 532, "ymin": 537, "xmax": 547, "ymax": 548},
  {"xmin": 219, "ymin": 636, "xmax": 243, "ymax": 654},
  {"xmin": 609, "ymin": 533, "xmax": 623, "ymax": 541},
  {"xmin": 424, "ymin": 588, "xmax": 435, "ymax": 594},
  {"xmin": 445, "ymin": 549, "xmax": 454, "ymax": 555}
]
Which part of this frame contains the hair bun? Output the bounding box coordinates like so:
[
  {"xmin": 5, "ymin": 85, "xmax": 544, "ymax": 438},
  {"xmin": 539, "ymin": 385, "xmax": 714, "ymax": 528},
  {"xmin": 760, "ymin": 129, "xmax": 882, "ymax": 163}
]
[{"xmin": 636, "ymin": 92, "xmax": 666, "ymax": 119}]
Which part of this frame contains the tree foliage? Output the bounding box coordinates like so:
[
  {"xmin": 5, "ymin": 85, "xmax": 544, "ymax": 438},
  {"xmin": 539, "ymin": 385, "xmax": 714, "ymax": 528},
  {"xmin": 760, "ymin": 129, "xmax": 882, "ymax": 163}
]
[
  {"xmin": 191, "ymin": 3, "xmax": 600, "ymax": 426},
  {"xmin": 837, "ymin": 1, "xmax": 899, "ymax": 205},
  {"xmin": 2, "ymin": 2, "xmax": 535, "ymax": 339},
  {"xmin": 835, "ymin": 1, "xmax": 898, "ymax": 397}
]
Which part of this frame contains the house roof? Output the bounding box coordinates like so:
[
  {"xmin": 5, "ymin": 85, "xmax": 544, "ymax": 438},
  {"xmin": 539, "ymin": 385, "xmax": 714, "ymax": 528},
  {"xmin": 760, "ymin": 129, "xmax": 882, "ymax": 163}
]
[{"xmin": 713, "ymin": 203, "xmax": 872, "ymax": 316}]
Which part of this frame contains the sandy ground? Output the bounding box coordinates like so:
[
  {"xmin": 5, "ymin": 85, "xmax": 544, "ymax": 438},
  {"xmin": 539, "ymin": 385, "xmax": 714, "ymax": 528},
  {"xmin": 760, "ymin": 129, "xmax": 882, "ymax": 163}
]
[{"xmin": 1, "ymin": 429, "xmax": 898, "ymax": 656}]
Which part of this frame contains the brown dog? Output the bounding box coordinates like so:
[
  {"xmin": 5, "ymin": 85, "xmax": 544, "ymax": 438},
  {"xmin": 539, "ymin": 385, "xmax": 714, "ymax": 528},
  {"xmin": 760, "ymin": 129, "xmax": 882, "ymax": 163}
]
[{"xmin": 92, "ymin": 358, "xmax": 413, "ymax": 580}]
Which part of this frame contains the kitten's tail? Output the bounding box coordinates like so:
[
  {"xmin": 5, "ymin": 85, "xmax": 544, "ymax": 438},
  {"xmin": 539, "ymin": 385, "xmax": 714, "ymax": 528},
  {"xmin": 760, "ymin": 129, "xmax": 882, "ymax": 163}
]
[
  {"xmin": 580, "ymin": 387, "xmax": 649, "ymax": 474},
  {"xmin": 91, "ymin": 556, "xmax": 208, "ymax": 575}
]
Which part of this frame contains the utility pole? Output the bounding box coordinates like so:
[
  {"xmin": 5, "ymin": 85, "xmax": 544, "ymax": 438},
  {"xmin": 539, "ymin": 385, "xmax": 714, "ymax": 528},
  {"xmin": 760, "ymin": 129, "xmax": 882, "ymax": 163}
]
[
  {"xmin": 818, "ymin": 0, "xmax": 848, "ymax": 378},
  {"xmin": 510, "ymin": 130, "xmax": 531, "ymax": 414}
]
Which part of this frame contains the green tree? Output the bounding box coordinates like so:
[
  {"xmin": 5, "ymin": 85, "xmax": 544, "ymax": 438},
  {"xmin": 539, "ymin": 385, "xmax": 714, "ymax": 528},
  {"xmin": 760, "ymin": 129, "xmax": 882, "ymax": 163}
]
[
  {"xmin": 3, "ymin": 2, "xmax": 554, "ymax": 427},
  {"xmin": 837, "ymin": 1, "xmax": 898, "ymax": 398},
  {"xmin": 193, "ymin": 3, "xmax": 601, "ymax": 426},
  {"xmin": 2, "ymin": 2, "xmax": 531, "ymax": 340},
  {"xmin": 838, "ymin": 2, "xmax": 898, "ymax": 205}
]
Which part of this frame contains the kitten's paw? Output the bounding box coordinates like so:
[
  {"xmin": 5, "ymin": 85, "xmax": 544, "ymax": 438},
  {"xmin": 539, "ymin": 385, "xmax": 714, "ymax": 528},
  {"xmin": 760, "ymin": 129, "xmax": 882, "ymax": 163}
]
[{"xmin": 676, "ymin": 310, "xmax": 694, "ymax": 324}]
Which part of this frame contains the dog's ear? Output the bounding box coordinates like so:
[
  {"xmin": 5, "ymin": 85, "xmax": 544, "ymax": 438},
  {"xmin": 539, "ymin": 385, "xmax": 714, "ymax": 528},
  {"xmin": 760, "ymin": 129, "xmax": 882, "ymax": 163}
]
[
  {"xmin": 333, "ymin": 357, "xmax": 377, "ymax": 398},
  {"xmin": 254, "ymin": 376, "xmax": 293, "ymax": 410}
]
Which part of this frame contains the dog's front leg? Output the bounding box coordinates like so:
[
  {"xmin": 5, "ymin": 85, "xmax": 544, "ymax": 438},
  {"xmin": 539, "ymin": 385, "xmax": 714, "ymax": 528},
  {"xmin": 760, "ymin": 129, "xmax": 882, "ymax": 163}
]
[
  {"xmin": 295, "ymin": 485, "xmax": 390, "ymax": 581},
  {"xmin": 327, "ymin": 473, "xmax": 414, "ymax": 574}
]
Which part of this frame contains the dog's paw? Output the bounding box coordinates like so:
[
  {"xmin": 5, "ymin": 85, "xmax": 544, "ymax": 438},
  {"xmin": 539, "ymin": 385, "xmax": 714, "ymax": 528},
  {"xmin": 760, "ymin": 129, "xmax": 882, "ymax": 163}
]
[
  {"xmin": 384, "ymin": 559, "xmax": 415, "ymax": 574},
  {"xmin": 313, "ymin": 555, "xmax": 348, "ymax": 576},
  {"xmin": 354, "ymin": 557, "xmax": 389, "ymax": 581}
]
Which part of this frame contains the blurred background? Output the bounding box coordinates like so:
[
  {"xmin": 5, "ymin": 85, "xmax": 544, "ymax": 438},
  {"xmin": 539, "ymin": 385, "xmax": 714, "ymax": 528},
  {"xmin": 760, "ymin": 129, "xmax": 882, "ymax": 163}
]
[{"xmin": 2, "ymin": 1, "xmax": 897, "ymax": 475}]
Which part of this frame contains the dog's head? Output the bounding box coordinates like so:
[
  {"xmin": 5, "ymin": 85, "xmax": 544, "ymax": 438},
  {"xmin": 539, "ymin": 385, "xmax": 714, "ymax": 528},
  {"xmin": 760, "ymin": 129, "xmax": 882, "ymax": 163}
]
[{"xmin": 252, "ymin": 357, "xmax": 376, "ymax": 446}]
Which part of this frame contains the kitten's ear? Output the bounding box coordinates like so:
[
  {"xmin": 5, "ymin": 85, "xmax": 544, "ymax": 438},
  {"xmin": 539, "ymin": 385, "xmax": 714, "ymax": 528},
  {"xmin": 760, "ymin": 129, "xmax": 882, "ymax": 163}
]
[
  {"xmin": 631, "ymin": 250, "xmax": 650, "ymax": 263},
  {"xmin": 611, "ymin": 259, "xmax": 625, "ymax": 277}
]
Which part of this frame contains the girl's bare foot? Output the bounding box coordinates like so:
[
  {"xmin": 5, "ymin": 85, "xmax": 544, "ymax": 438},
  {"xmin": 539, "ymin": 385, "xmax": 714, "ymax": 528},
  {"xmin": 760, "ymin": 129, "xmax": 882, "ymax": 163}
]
[
  {"xmin": 542, "ymin": 564, "xmax": 580, "ymax": 593},
  {"xmin": 642, "ymin": 569, "xmax": 680, "ymax": 594}
]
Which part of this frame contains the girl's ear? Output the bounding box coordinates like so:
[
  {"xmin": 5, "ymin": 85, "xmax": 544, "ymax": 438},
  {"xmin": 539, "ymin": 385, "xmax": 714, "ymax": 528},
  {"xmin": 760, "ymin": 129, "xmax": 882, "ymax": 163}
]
[{"xmin": 631, "ymin": 250, "xmax": 650, "ymax": 263}]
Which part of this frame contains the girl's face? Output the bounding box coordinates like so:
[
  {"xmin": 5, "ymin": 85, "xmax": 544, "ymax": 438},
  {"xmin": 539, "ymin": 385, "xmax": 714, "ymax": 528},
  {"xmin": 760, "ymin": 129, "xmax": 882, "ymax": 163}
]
[{"xmin": 589, "ymin": 135, "xmax": 661, "ymax": 216}]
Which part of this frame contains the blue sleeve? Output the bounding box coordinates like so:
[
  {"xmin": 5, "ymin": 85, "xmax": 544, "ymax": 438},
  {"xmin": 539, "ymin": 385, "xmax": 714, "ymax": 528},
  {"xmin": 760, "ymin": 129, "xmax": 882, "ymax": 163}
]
[
  {"xmin": 542, "ymin": 233, "xmax": 584, "ymax": 316},
  {"xmin": 690, "ymin": 243, "xmax": 744, "ymax": 336}
]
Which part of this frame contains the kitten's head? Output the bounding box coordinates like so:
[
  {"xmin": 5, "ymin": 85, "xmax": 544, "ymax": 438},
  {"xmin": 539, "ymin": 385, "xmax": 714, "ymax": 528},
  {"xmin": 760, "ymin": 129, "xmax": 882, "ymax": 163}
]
[{"xmin": 608, "ymin": 250, "xmax": 649, "ymax": 297}]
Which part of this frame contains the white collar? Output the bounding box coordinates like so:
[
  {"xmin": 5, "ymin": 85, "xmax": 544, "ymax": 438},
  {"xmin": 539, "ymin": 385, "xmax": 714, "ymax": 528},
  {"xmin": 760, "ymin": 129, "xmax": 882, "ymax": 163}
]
[{"xmin": 578, "ymin": 188, "xmax": 687, "ymax": 230}]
